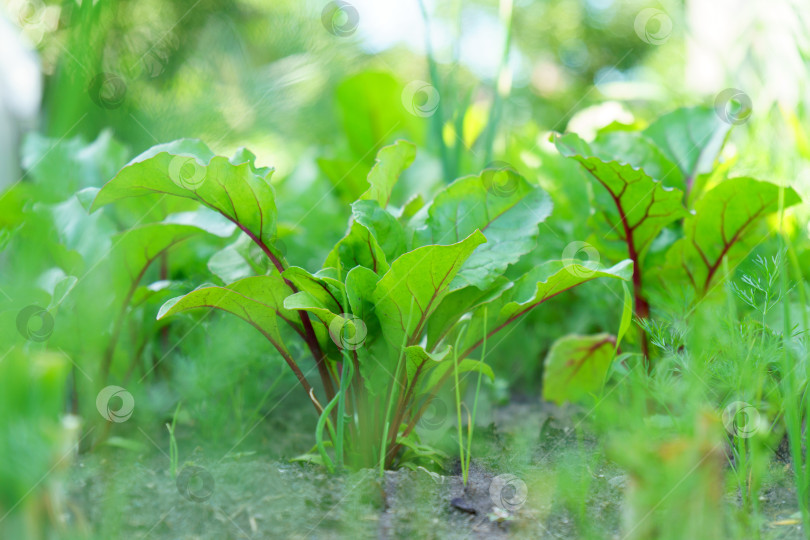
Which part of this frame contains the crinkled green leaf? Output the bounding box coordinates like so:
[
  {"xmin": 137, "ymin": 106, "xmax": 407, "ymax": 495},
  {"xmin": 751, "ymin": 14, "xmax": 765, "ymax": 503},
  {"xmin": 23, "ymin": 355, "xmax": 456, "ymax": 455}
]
[
  {"xmin": 543, "ymin": 333, "xmax": 616, "ymax": 404},
  {"xmin": 158, "ymin": 275, "xmax": 299, "ymax": 351},
  {"xmin": 555, "ymin": 132, "xmax": 687, "ymax": 260},
  {"xmin": 92, "ymin": 139, "xmax": 286, "ymax": 264},
  {"xmin": 360, "ymin": 140, "xmax": 416, "ymax": 208},
  {"xmin": 666, "ymin": 177, "xmax": 800, "ymax": 294},
  {"xmin": 415, "ymin": 171, "xmax": 552, "ymax": 289},
  {"xmin": 373, "ymin": 230, "xmax": 487, "ymax": 349}
]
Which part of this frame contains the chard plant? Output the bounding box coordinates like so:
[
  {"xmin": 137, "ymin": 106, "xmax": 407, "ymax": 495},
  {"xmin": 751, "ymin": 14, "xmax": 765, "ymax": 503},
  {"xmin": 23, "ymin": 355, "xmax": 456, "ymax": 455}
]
[
  {"xmin": 91, "ymin": 139, "xmax": 632, "ymax": 470},
  {"xmin": 553, "ymin": 106, "xmax": 801, "ymax": 369}
]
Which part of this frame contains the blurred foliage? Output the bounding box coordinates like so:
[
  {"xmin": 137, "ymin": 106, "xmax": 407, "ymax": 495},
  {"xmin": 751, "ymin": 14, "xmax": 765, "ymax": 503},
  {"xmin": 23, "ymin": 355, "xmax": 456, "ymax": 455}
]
[{"xmin": 2, "ymin": 0, "xmax": 810, "ymax": 537}]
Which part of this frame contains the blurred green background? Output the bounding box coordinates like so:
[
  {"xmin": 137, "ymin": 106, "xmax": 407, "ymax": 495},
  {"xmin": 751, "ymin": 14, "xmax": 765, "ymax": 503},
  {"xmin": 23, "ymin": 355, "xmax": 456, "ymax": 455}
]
[{"xmin": 2, "ymin": 0, "xmax": 810, "ymax": 538}]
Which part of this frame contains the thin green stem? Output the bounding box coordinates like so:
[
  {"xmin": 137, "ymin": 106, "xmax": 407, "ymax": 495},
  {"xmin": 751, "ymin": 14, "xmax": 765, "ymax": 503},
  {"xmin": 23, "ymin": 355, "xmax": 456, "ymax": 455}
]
[
  {"xmin": 316, "ymin": 394, "xmax": 341, "ymax": 474},
  {"xmin": 452, "ymin": 331, "xmax": 466, "ymax": 484},
  {"xmin": 464, "ymin": 307, "xmax": 488, "ymax": 477}
]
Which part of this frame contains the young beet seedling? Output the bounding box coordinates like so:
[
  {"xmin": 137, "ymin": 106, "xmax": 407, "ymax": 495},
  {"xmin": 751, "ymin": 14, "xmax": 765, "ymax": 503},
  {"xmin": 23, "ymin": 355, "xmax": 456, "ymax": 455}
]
[
  {"xmin": 554, "ymin": 106, "xmax": 800, "ymax": 370},
  {"xmin": 91, "ymin": 140, "xmax": 632, "ymax": 471}
]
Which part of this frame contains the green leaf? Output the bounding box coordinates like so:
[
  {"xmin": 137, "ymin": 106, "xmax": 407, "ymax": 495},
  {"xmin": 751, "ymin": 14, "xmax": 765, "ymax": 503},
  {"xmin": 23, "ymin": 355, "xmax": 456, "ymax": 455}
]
[
  {"xmin": 399, "ymin": 194, "xmax": 425, "ymax": 222},
  {"xmin": 92, "ymin": 140, "xmax": 286, "ymax": 264},
  {"xmin": 336, "ymin": 72, "xmax": 414, "ymax": 160},
  {"xmin": 345, "ymin": 266, "xmax": 381, "ymax": 325},
  {"xmin": 426, "ymin": 277, "xmax": 513, "ymax": 351},
  {"xmin": 457, "ymin": 260, "xmax": 633, "ymax": 357},
  {"xmin": 589, "ymin": 130, "xmax": 685, "ymax": 190},
  {"xmin": 543, "ymin": 333, "xmax": 616, "ymax": 405},
  {"xmin": 555, "ymin": 132, "xmax": 687, "ymax": 261},
  {"xmin": 22, "ymin": 130, "xmax": 129, "ymax": 201},
  {"xmin": 163, "ymin": 207, "xmax": 237, "ymax": 238},
  {"xmin": 112, "ymin": 223, "xmax": 204, "ymax": 296},
  {"xmin": 666, "ymin": 177, "xmax": 801, "ymax": 294},
  {"xmin": 351, "ymin": 200, "xmax": 406, "ymax": 263},
  {"xmin": 360, "ymin": 140, "xmax": 416, "ymax": 208},
  {"xmin": 373, "ymin": 230, "xmax": 487, "ymax": 349},
  {"xmin": 616, "ymin": 282, "xmax": 634, "ymax": 349},
  {"xmin": 282, "ymin": 267, "xmax": 347, "ymax": 326},
  {"xmin": 416, "ymin": 170, "xmax": 552, "ymax": 289},
  {"xmin": 643, "ymin": 106, "xmax": 731, "ymax": 188},
  {"xmin": 324, "ymin": 221, "xmax": 389, "ymax": 275},
  {"xmin": 158, "ymin": 275, "xmax": 298, "ymax": 352},
  {"xmin": 404, "ymin": 345, "xmax": 452, "ymax": 382}
]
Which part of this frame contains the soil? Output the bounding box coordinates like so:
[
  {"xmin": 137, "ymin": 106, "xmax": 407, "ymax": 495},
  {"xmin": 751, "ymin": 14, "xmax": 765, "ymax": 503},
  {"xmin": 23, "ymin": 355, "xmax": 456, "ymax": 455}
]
[{"xmin": 61, "ymin": 400, "xmax": 805, "ymax": 539}]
